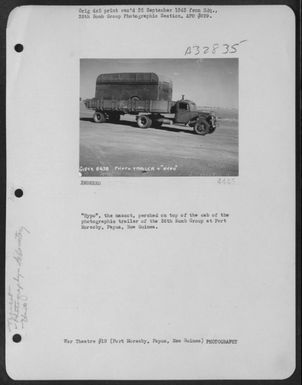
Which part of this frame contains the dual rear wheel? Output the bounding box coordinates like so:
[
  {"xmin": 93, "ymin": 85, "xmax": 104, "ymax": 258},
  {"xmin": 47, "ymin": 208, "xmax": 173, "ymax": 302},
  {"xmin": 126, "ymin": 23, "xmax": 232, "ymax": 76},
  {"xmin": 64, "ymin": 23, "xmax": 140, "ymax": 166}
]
[
  {"xmin": 93, "ymin": 111, "xmax": 121, "ymax": 123},
  {"xmin": 137, "ymin": 115, "xmax": 152, "ymax": 129},
  {"xmin": 137, "ymin": 115, "xmax": 163, "ymax": 129},
  {"xmin": 93, "ymin": 111, "xmax": 106, "ymax": 123}
]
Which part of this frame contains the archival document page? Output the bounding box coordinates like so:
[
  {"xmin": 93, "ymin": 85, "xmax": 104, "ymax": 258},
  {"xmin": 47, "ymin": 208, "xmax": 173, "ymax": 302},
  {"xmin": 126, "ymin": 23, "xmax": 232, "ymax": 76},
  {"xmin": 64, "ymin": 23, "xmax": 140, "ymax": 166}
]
[{"xmin": 6, "ymin": 5, "xmax": 295, "ymax": 380}]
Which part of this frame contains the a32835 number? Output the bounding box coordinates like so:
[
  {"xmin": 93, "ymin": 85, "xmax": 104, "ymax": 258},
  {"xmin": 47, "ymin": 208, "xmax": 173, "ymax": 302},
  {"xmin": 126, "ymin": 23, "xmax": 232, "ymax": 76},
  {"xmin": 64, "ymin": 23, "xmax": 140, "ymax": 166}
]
[{"xmin": 184, "ymin": 40, "xmax": 247, "ymax": 55}]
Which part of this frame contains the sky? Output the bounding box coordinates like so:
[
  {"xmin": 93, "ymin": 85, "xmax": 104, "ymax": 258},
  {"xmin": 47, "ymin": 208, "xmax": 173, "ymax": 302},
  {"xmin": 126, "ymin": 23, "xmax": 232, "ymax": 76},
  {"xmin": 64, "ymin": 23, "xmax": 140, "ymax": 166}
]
[{"xmin": 80, "ymin": 59, "xmax": 238, "ymax": 109}]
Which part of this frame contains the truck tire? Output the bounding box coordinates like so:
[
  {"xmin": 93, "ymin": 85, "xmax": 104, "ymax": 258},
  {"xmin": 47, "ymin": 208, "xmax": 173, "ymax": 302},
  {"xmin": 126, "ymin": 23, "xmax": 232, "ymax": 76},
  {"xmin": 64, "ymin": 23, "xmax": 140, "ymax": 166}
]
[
  {"xmin": 93, "ymin": 111, "xmax": 106, "ymax": 123},
  {"xmin": 194, "ymin": 119, "xmax": 210, "ymax": 135},
  {"xmin": 137, "ymin": 115, "xmax": 152, "ymax": 129}
]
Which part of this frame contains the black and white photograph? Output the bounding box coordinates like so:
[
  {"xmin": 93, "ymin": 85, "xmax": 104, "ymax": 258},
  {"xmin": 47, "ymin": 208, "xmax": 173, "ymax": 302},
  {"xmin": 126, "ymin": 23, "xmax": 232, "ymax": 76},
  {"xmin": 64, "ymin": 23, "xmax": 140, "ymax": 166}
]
[
  {"xmin": 4, "ymin": 4, "xmax": 297, "ymax": 381},
  {"xmin": 80, "ymin": 58, "xmax": 238, "ymax": 177}
]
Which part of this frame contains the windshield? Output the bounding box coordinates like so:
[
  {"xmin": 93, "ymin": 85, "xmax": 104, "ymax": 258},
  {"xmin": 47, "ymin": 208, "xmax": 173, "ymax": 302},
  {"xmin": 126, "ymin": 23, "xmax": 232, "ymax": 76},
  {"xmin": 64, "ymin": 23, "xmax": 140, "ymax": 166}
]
[{"xmin": 190, "ymin": 103, "xmax": 197, "ymax": 111}]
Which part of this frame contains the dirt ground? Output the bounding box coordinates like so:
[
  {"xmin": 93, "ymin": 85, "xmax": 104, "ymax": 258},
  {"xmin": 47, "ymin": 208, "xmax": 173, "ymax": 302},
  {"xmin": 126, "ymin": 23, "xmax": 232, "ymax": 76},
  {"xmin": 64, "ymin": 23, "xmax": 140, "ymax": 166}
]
[{"xmin": 79, "ymin": 107, "xmax": 238, "ymax": 177}]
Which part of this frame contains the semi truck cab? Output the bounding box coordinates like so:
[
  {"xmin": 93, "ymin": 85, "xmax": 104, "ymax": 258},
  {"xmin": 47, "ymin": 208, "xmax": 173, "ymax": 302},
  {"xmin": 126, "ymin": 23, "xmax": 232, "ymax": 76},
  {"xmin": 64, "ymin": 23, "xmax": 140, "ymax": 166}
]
[
  {"xmin": 172, "ymin": 100, "xmax": 197, "ymax": 124},
  {"xmin": 171, "ymin": 99, "xmax": 217, "ymax": 135}
]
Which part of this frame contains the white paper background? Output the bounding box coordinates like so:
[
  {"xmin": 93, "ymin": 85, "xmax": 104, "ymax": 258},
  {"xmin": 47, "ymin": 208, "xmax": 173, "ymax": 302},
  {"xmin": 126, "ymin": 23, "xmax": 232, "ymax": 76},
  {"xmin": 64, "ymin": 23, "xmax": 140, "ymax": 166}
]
[{"xmin": 6, "ymin": 5, "xmax": 295, "ymax": 380}]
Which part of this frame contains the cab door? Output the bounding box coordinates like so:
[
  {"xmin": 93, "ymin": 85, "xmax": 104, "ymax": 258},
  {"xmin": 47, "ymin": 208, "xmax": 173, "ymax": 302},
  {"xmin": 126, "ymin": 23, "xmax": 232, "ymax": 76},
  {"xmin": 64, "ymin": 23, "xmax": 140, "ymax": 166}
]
[{"xmin": 174, "ymin": 102, "xmax": 192, "ymax": 124}]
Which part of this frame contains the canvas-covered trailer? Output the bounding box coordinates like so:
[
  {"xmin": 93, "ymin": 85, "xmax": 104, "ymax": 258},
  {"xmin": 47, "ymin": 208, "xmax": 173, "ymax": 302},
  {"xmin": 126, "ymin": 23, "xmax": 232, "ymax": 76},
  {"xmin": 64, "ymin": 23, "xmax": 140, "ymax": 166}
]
[{"xmin": 95, "ymin": 72, "xmax": 173, "ymax": 102}]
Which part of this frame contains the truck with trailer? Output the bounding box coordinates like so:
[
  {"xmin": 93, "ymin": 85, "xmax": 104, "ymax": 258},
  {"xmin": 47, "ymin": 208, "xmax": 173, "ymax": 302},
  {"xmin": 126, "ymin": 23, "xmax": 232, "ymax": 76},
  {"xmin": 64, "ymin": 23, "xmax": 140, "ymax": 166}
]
[{"xmin": 84, "ymin": 72, "xmax": 217, "ymax": 135}]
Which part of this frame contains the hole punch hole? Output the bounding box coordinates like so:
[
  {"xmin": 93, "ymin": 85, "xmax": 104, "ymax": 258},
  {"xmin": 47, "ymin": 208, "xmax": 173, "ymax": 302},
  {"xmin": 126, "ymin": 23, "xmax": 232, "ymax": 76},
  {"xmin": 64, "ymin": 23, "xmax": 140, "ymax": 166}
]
[
  {"xmin": 14, "ymin": 44, "xmax": 24, "ymax": 52},
  {"xmin": 12, "ymin": 334, "xmax": 22, "ymax": 343},
  {"xmin": 15, "ymin": 189, "xmax": 23, "ymax": 198}
]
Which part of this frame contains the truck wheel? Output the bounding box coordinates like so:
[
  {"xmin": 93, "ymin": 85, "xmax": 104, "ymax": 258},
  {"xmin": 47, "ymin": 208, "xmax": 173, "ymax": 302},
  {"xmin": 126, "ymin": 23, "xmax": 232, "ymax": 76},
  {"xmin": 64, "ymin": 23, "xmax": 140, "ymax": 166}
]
[
  {"xmin": 137, "ymin": 115, "xmax": 152, "ymax": 129},
  {"xmin": 93, "ymin": 112, "xmax": 106, "ymax": 123},
  {"xmin": 194, "ymin": 119, "xmax": 210, "ymax": 135}
]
